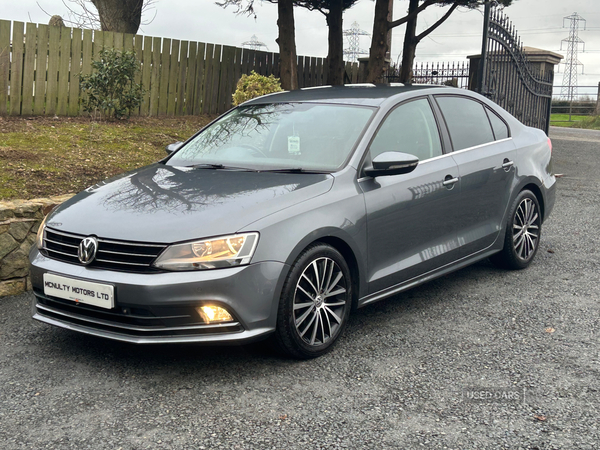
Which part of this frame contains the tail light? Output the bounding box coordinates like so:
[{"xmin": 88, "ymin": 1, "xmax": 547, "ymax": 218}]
[{"xmin": 548, "ymin": 137, "xmax": 552, "ymax": 154}]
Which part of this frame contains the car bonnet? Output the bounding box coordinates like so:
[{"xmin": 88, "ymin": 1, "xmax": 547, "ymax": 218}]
[{"xmin": 45, "ymin": 163, "xmax": 334, "ymax": 243}]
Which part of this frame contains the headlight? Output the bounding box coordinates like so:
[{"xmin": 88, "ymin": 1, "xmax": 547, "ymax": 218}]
[
  {"xmin": 36, "ymin": 214, "xmax": 49, "ymax": 250},
  {"xmin": 153, "ymin": 232, "xmax": 259, "ymax": 271}
]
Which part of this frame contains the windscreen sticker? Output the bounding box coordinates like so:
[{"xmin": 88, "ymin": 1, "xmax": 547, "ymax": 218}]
[{"xmin": 288, "ymin": 135, "xmax": 301, "ymax": 155}]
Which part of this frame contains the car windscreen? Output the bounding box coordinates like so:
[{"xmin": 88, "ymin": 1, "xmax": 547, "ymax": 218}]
[{"xmin": 166, "ymin": 103, "xmax": 375, "ymax": 171}]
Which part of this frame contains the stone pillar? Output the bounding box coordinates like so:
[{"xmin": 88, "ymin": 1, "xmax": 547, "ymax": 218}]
[
  {"xmin": 467, "ymin": 47, "xmax": 563, "ymax": 91},
  {"xmin": 358, "ymin": 57, "xmax": 370, "ymax": 83}
]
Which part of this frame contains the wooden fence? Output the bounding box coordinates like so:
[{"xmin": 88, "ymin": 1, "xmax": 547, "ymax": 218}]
[{"xmin": 0, "ymin": 20, "xmax": 361, "ymax": 117}]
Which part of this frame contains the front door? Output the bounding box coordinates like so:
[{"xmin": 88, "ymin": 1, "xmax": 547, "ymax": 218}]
[{"xmin": 360, "ymin": 98, "xmax": 464, "ymax": 294}]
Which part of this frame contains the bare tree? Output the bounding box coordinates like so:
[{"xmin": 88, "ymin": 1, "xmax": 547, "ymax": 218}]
[
  {"xmin": 294, "ymin": 0, "xmax": 361, "ymax": 86},
  {"xmin": 92, "ymin": 0, "xmax": 143, "ymax": 33},
  {"xmin": 38, "ymin": 0, "xmax": 157, "ymax": 33},
  {"xmin": 219, "ymin": 0, "xmax": 299, "ymax": 90},
  {"xmin": 220, "ymin": 0, "xmax": 360, "ymax": 88},
  {"xmin": 366, "ymin": 0, "xmax": 513, "ymax": 84},
  {"xmin": 48, "ymin": 15, "xmax": 66, "ymax": 26},
  {"xmin": 277, "ymin": 0, "xmax": 299, "ymax": 90}
]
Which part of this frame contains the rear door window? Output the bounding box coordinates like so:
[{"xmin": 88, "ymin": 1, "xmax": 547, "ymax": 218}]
[{"xmin": 435, "ymin": 96, "xmax": 495, "ymax": 151}]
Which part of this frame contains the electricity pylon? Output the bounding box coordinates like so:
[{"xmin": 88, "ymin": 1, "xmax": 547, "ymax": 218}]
[
  {"xmin": 560, "ymin": 12, "xmax": 586, "ymax": 101},
  {"xmin": 343, "ymin": 22, "xmax": 369, "ymax": 62},
  {"xmin": 241, "ymin": 35, "xmax": 268, "ymax": 51}
]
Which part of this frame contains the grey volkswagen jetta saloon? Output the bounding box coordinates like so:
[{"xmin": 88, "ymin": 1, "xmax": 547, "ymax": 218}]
[{"xmin": 30, "ymin": 84, "xmax": 555, "ymax": 358}]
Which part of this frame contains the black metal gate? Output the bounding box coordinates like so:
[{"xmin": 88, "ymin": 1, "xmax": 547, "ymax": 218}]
[
  {"xmin": 478, "ymin": 4, "xmax": 554, "ymax": 133},
  {"xmin": 385, "ymin": 61, "xmax": 470, "ymax": 88}
]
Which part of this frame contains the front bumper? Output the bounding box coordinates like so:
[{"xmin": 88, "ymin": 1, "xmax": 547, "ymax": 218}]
[{"xmin": 29, "ymin": 248, "xmax": 287, "ymax": 344}]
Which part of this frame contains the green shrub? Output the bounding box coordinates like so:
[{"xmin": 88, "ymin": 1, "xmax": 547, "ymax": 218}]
[
  {"xmin": 80, "ymin": 49, "xmax": 144, "ymax": 119},
  {"xmin": 232, "ymin": 71, "xmax": 283, "ymax": 106}
]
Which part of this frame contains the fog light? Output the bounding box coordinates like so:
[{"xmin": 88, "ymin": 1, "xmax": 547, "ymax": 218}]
[{"xmin": 196, "ymin": 305, "xmax": 234, "ymax": 324}]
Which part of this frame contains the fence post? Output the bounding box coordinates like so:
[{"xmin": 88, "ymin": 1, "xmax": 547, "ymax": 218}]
[
  {"xmin": 569, "ymin": 96, "xmax": 573, "ymax": 122},
  {"xmin": 596, "ymin": 82, "xmax": 600, "ymax": 115}
]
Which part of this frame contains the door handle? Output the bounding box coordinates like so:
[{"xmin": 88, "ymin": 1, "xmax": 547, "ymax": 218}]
[
  {"xmin": 502, "ymin": 159, "xmax": 514, "ymax": 171},
  {"xmin": 442, "ymin": 176, "xmax": 459, "ymax": 187}
]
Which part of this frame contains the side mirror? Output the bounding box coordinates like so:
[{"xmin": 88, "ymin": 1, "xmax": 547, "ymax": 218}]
[
  {"xmin": 165, "ymin": 141, "xmax": 184, "ymax": 155},
  {"xmin": 364, "ymin": 152, "xmax": 419, "ymax": 177}
]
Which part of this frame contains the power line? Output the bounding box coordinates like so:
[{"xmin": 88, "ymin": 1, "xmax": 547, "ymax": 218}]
[
  {"xmin": 560, "ymin": 12, "xmax": 586, "ymax": 101},
  {"xmin": 401, "ymin": 25, "xmax": 599, "ymax": 39}
]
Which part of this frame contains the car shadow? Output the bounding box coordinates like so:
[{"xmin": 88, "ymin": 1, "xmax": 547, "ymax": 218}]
[{"xmin": 39, "ymin": 258, "xmax": 506, "ymax": 373}]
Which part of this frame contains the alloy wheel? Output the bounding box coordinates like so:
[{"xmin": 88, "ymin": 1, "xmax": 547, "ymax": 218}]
[
  {"xmin": 512, "ymin": 197, "xmax": 540, "ymax": 261},
  {"xmin": 293, "ymin": 257, "xmax": 349, "ymax": 346}
]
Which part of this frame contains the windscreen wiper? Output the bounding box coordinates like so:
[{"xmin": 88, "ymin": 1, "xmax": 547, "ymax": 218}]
[
  {"xmin": 190, "ymin": 163, "xmax": 257, "ymax": 171},
  {"xmin": 259, "ymin": 168, "xmax": 329, "ymax": 174}
]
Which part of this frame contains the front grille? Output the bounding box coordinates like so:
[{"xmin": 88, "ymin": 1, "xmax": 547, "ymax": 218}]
[
  {"xmin": 43, "ymin": 227, "xmax": 167, "ymax": 273},
  {"xmin": 34, "ymin": 290, "xmax": 243, "ymax": 338}
]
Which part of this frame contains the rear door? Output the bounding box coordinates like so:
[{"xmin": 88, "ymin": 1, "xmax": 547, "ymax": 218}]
[
  {"xmin": 434, "ymin": 95, "xmax": 517, "ymax": 257},
  {"xmin": 360, "ymin": 97, "xmax": 464, "ymax": 294}
]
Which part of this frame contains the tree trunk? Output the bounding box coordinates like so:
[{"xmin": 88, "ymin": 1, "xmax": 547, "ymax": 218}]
[
  {"xmin": 399, "ymin": 0, "xmax": 419, "ymax": 83},
  {"xmin": 325, "ymin": 0, "xmax": 344, "ymax": 85},
  {"xmin": 366, "ymin": 0, "xmax": 390, "ymax": 84},
  {"xmin": 91, "ymin": 0, "xmax": 143, "ymax": 34},
  {"xmin": 276, "ymin": 0, "xmax": 299, "ymax": 90},
  {"xmin": 386, "ymin": 0, "xmax": 394, "ymax": 57}
]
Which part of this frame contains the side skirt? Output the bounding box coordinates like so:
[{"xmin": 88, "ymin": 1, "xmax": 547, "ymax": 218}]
[{"xmin": 357, "ymin": 248, "xmax": 499, "ymax": 308}]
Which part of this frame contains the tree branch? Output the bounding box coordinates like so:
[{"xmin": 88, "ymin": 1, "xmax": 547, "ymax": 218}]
[
  {"xmin": 415, "ymin": 2, "xmax": 459, "ymax": 42},
  {"xmin": 388, "ymin": 0, "xmax": 440, "ymax": 29}
]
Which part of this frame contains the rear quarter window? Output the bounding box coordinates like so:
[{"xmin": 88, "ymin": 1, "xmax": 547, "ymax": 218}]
[{"xmin": 485, "ymin": 106, "xmax": 510, "ymax": 140}]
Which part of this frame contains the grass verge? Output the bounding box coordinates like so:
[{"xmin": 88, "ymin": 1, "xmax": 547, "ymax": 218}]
[
  {"xmin": 0, "ymin": 115, "xmax": 213, "ymax": 200},
  {"xmin": 550, "ymin": 113, "xmax": 588, "ymax": 127},
  {"xmin": 571, "ymin": 115, "xmax": 600, "ymax": 130}
]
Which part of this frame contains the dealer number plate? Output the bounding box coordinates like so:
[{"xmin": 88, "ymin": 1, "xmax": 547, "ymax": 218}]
[{"xmin": 43, "ymin": 273, "xmax": 115, "ymax": 309}]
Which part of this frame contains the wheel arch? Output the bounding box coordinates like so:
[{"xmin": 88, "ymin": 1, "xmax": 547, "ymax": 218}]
[
  {"xmin": 521, "ymin": 182, "xmax": 545, "ymax": 223},
  {"xmin": 282, "ymin": 229, "xmax": 365, "ymax": 311},
  {"xmin": 493, "ymin": 177, "xmax": 546, "ymax": 253},
  {"xmin": 316, "ymin": 236, "xmax": 361, "ymax": 311}
]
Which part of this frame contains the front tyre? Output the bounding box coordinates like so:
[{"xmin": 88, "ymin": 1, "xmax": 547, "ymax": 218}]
[
  {"xmin": 491, "ymin": 189, "xmax": 542, "ymax": 270},
  {"xmin": 274, "ymin": 244, "xmax": 352, "ymax": 359}
]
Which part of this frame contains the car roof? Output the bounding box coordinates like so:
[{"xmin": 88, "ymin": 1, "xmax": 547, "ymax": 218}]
[{"xmin": 243, "ymin": 84, "xmax": 441, "ymax": 107}]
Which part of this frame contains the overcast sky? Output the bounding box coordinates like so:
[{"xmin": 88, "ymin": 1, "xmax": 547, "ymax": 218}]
[{"xmin": 4, "ymin": 0, "xmax": 600, "ymax": 95}]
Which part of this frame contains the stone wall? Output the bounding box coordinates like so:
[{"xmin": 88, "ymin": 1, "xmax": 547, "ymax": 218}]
[{"xmin": 0, "ymin": 195, "xmax": 74, "ymax": 297}]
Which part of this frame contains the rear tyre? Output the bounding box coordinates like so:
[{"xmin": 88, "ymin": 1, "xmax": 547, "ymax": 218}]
[
  {"xmin": 491, "ymin": 189, "xmax": 542, "ymax": 270},
  {"xmin": 274, "ymin": 243, "xmax": 352, "ymax": 359}
]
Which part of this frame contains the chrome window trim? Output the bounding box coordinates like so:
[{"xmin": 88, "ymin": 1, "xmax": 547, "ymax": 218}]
[
  {"xmin": 420, "ymin": 137, "xmax": 513, "ymax": 164},
  {"xmin": 357, "ymin": 137, "xmax": 513, "ymax": 181}
]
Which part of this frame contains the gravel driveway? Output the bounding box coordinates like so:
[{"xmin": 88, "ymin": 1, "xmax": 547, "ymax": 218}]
[{"xmin": 1, "ymin": 126, "xmax": 599, "ymax": 449}]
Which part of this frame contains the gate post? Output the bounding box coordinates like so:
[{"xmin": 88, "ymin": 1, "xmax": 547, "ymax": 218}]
[{"xmin": 477, "ymin": 2, "xmax": 491, "ymax": 94}]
